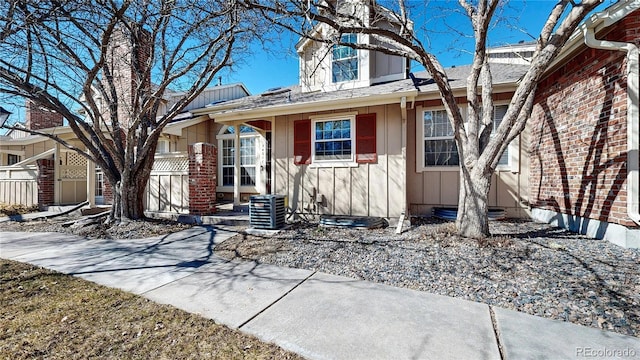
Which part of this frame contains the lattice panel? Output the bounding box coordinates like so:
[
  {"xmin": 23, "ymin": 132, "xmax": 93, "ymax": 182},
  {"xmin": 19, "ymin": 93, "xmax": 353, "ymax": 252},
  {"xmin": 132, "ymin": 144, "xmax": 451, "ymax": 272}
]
[
  {"xmin": 65, "ymin": 152, "xmax": 87, "ymax": 167},
  {"xmin": 60, "ymin": 167, "xmax": 87, "ymax": 179},
  {"xmin": 153, "ymin": 156, "xmax": 188, "ymax": 172}
]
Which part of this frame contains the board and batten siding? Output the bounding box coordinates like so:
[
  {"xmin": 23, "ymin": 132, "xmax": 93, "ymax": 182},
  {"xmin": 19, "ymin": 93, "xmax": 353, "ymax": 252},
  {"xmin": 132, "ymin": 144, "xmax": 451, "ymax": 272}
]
[
  {"xmin": 181, "ymin": 86, "xmax": 248, "ymax": 112},
  {"xmin": 1, "ymin": 140, "xmax": 56, "ymax": 160},
  {"xmin": 159, "ymin": 85, "xmax": 248, "ymax": 115},
  {"xmin": 174, "ymin": 122, "xmax": 219, "ymax": 152},
  {"xmin": 273, "ymin": 104, "xmax": 405, "ymax": 219},
  {"xmin": 406, "ymin": 106, "xmax": 530, "ymax": 218}
]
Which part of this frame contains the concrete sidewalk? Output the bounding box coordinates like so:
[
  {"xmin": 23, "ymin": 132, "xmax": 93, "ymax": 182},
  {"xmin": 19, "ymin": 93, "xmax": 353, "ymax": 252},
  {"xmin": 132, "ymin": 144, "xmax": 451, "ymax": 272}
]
[{"xmin": 1, "ymin": 227, "xmax": 639, "ymax": 359}]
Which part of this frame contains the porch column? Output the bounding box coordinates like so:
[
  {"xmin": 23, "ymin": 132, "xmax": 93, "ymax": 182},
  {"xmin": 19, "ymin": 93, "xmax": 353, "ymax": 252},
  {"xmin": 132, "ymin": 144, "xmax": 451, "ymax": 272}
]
[
  {"xmin": 188, "ymin": 142, "xmax": 217, "ymax": 215},
  {"xmin": 233, "ymin": 124, "xmax": 241, "ymax": 206},
  {"xmin": 86, "ymin": 160, "xmax": 95, "ymax": 207}
]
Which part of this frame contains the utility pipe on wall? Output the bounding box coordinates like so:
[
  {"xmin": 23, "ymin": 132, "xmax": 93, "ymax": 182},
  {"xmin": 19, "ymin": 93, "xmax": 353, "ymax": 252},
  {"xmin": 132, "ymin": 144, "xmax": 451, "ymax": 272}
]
[{"xmin": 584, "ymin": 17, "xmax": 640, "ymax": 225}]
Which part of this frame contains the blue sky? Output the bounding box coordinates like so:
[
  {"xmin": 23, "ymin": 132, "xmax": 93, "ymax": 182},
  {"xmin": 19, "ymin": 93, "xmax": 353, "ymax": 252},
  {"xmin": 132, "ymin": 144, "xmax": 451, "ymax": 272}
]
[
  {"xmin": 227, "ymin": 0, "xmax": 612, "ymax": 95},
  {"xmin": 1, "ymin": 1, "xmax": 611, "ymax": 129}
]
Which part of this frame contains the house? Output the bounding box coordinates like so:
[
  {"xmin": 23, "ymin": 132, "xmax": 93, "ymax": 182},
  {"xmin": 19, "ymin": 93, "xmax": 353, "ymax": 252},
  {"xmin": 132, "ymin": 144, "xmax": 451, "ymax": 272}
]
[
  {"xmin": 529, "ymin": 0, "xmax": 640, "ymax": 247},
  {"xmin": 1, "ymin": 0, "xmax": 639, "ymax": 248},
  {"xmin": 184, "ymin": 1, "xmax": 531, "ymax": 221},
  {"xmin": 0, "ymin": 84, "xmax": 250, "ymax": 210}
]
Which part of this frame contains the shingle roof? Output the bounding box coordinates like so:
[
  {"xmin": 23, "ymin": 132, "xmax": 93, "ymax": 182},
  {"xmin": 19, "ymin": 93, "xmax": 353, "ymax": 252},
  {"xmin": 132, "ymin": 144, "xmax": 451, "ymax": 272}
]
[
  {"xmin": 411, "ymin": 63, "xmax": 529, "ymax": 93},
  {"xmin": 204, "ymin": 63, "xmax": 529, "ymax": 116}
]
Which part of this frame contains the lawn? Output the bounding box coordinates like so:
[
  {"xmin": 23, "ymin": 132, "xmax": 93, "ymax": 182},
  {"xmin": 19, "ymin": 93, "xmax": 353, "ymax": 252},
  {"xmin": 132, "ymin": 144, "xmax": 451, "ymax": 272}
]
[{"xmin": 0, "ymin": 259, "xmax": 303, "ymax": 360}]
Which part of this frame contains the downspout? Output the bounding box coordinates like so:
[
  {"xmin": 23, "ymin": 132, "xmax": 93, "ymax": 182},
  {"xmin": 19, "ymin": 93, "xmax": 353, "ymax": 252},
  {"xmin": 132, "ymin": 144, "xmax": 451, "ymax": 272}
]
[
  {"xmin": 584, "ymin": 23, "xmax": 640, "ymax": 224},
  {"xmin": 397, "ymin": 96, "xmax": 408, "ymax": 234}
]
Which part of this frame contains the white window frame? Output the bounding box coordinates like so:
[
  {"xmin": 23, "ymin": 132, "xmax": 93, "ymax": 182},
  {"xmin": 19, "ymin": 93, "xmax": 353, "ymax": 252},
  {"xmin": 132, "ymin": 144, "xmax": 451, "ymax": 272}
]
[
  {"xmin": 156, "ymin": 139, "xmax": 170, "ymax": 154},
  {"xmin": 220, "ymin": 138, "xmax": 235, "ymax": 187},
  {"xmin": 416, "ymin": 104, "xmax": 519, "ymax": 173},
  {"xmin": 95, "ymin": 167, "xmax": 104, "ymax": 205},
  {"xmin": 239, "ymin": 137, "xmax": 257, "ymax": 187},
  {"xmin": 7, "ymin": 154, "xmax": 20, "ymax": 165},
  {"xmin": 310, "ymin": 112, "xmax": 358, "ymax": 167},
  {"xmin": 416, "ymin": 106, "xmax": 462, "ymax": 172},
  {"xmin": 332, "ymin": 33, "xmax": 359, "ymax": 83},
  {"xmin": 492, "ymin": 104, "xmax": 515, "ymax": 171},
  {"xmin": 216, "ymin": 125, "xmax": 261, "ymax": 192}
]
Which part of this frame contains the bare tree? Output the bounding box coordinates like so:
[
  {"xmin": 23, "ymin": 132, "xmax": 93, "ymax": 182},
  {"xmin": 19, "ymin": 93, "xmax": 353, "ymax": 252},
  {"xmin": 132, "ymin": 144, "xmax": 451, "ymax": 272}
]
[
  {"xmin": 0, "ymin": 0, "xmax": 252, "ymax": 222},
  {"xmin": 240, "ymin": 0, "xmax": 601, "ymax": 238}
]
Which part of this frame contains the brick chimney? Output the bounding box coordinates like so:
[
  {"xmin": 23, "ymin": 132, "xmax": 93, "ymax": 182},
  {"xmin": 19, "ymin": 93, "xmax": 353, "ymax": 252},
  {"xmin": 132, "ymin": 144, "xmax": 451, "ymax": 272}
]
[
  {"xmin": 25, "ymin": 100, "xmax": 64, "ymax": 130},
  {"xmin": 104, "ymin": 25, "xmax": 152, "ymax": 128}
]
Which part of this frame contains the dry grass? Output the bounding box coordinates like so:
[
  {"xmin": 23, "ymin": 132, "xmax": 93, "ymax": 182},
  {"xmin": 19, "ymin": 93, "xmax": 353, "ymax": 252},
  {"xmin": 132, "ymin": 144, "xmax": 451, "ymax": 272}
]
[
  {"xmin": 0, "ymin": 259, "xmax": 303, "ymax": 360},
  {"xmin": 0, "ymin": 204, "xmax": 38, "ymax": 217}
]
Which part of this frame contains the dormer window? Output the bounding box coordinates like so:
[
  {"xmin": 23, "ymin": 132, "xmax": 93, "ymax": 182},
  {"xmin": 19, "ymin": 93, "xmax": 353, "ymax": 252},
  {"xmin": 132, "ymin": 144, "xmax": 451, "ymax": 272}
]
[{"xmin": 332, "ymin": 34, "xmax": 358, "ymax": 83}]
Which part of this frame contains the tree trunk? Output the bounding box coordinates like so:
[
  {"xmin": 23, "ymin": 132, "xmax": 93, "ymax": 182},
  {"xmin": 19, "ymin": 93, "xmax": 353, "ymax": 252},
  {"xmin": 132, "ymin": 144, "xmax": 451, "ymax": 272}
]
[
  {"xmin": 107, "ymin": 165, "xmax": 152, "ymax": 223},
  {"xmin": 456, "ymin": 167, "xmax": 491, "ymax": 238}
]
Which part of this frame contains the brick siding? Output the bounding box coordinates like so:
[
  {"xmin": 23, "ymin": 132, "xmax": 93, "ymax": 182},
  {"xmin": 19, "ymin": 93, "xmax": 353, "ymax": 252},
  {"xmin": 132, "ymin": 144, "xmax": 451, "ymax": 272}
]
[
  {"xmin": 103, "ymin": 179, "xmax": 113, "ymax": 205},
  {"xmin": 188, "ymin": 143, "xmax": 217, "ymax": 215},
  {"xmin": 25, "ymin": 100, "xmax": 63, "ymax": 130},
  {"xmin": 529, "ymin": 10, "xmax": 640, "ymax": 227},
  {"xmin": 36, "ymin": 159, "xmax": 55, "ymax": 208},
  {"xmin": 106, "ymin": 26, "xmax": 151, "ymax": 129}
]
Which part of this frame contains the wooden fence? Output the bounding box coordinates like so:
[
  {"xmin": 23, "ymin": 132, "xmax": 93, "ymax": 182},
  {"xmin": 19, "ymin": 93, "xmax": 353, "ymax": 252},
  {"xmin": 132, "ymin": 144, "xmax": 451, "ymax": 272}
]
[
  {"xmin": 0, "ymin": 165, "xmax": 39, "ymax": 206},
  {"xmin": 145, "ymin": 153, "xmax": 189, "ymax": 214}
]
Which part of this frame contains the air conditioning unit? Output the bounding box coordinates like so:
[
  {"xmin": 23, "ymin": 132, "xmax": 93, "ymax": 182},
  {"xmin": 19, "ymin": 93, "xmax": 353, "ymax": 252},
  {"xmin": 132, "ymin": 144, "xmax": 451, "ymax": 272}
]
[{"xmin": 249, "ymin": 195, "xmax": 286, "ymax": 229}]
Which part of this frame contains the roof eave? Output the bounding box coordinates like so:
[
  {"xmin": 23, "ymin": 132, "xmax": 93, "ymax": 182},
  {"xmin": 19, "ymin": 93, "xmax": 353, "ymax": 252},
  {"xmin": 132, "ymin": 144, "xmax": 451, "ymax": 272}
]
[
  {"xmin": 545, "ymin": 0, "xmax": 640, "ymax": 75},
  {"xmin": 205, "ymin": 89, "xmax": 419, "ymax": 122}
]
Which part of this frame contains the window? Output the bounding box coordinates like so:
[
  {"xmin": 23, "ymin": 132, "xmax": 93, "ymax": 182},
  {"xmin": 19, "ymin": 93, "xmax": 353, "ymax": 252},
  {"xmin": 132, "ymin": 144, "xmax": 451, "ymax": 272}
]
[
  {"xmin": 423, "ymin": 109, "xmax": 458, "ymax": 166},
  {"xmin": 95, "ymin": 169, "xmax": 104, "ymax": 197},
  {"xmin": 294, "ymin": 113, "xmax": 376, "ymax": 166},
  {"xmin": 221, "ymin": 139, "xmax": 235, "ymax": 186},
  {"xmin": 7, "ymin": 154, "xmax": 20, "ymax": 165},
  {"xmin": 419, "ymin": 105, "xmax": 513, "ymax": 169},
  {"xmin": 493, "ymin": 105, "xmax": 509, "ymax": 166},
  {"xmin": 156, "ymin": 139, "xmax": 169, "ymax": 154},
  {"xmin": 217, "ymin": 125, "xmax": 259, "ymax": 188},
  {"xmin": 314, "ymin": 119, "xmax": 353, "ymax": 161},
  {"xmin": 332, "ymin": 34, "xmax": 358, "ymax": 83},
  {"xmin": 95, "ymin": 167, "xmax": 104, "ymax": 205},
  {"xmin": 239, "ymin": 137, "xmax": 256, "ymax": 186}
]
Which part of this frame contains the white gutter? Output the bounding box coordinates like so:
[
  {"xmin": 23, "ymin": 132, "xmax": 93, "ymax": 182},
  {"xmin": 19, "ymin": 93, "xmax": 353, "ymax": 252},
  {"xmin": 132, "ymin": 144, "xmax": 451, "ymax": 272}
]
[
  {"xmin": 584, "ymin": 18, "xmax": 640, "ymax": 225},
  {"xmin": 197, "ymin": 89, "xmax": 419, "ymax": 123}
]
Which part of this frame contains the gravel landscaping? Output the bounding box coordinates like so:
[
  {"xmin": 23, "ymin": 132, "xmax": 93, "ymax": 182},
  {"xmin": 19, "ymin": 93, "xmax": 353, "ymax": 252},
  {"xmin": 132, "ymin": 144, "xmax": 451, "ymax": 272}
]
[
  {"xmin": 2, "ymin": 214, "xmax": 639, "ymax": 338},
  {"xmin": 215, "ymin": 218, "xmax": 640, "ymax": 338}
]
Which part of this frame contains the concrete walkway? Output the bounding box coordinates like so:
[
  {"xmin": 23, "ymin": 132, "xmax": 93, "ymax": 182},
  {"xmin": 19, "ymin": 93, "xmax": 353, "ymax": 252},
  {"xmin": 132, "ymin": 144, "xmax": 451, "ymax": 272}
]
[{"xmin": 1, "ymin": 226, "xmax": 639, "ymax": 359}]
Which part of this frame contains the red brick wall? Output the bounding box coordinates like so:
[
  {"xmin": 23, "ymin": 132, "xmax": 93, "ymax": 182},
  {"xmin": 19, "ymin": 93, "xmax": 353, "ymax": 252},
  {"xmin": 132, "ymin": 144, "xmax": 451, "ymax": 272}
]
[
  {"xmin": 25, "ymin": 100, "xmax": 63, "ymax": 130},
  {"xmin": 103, "ymin": 180, "xmax": 113, "ymax": 205},
  {"xmin": 529, "ymin": 10, "xmax": 640, "ymax": 227},
  {"xmin": 188, "ymin": 143, "xmax": 217, "ymax": 215},
  {"xmin": 36, "ymin": 159, "xmax": 55, "ymax": 208}
]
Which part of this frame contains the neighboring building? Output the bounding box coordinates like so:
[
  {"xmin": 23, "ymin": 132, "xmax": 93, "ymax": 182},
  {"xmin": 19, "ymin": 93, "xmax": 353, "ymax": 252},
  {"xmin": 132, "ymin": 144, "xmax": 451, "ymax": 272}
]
[
  {"xmin": 529, "ymin": 0, "xmax": 640, "ymax": 247},
  {"xmin": 0, "ymin": 83, "xmax": 250, "ymax": 209},
  {"xmin": 487, "ymin": 41, "xmax": 536, "ymax": 65}
]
